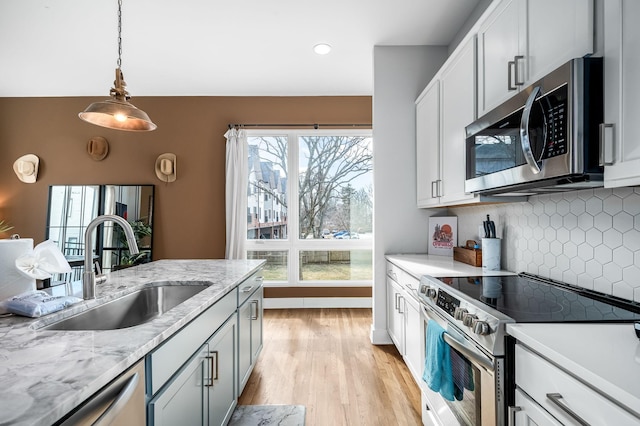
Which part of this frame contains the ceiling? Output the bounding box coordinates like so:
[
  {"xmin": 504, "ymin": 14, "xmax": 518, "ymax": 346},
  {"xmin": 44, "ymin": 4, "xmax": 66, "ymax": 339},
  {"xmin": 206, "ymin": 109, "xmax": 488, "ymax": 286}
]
[{"xmin": 0, "ymin": 0, "xmax": 482, "ymax": 97}]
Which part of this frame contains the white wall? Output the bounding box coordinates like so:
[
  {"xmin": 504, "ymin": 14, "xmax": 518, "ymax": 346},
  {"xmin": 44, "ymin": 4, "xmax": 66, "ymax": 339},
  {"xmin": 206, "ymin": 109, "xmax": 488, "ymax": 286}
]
[{"xmin": 371, "ymin": 45, "xmax": 448, "ymax": 344}]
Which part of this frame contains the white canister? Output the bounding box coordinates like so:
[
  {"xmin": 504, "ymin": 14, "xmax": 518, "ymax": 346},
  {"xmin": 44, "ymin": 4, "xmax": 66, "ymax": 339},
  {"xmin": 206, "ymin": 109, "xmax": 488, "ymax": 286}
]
[{"xmin": 481, "ymin": 238, "xmax": 501, "ymax": 271}]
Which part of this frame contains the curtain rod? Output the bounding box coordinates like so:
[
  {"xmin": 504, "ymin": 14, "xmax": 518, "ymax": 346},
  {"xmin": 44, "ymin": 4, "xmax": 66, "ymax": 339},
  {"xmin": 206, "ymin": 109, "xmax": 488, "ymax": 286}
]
[{"xmin": 227, "ymin": 123, "xmax": 371, "ymax": 129}]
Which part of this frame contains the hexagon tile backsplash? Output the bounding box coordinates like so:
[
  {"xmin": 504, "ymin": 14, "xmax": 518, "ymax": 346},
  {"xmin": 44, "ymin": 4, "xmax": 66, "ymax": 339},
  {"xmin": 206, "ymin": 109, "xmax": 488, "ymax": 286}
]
[{"xmin": 449, "ymin": 187, "xmax": 640, "ymax": 303}]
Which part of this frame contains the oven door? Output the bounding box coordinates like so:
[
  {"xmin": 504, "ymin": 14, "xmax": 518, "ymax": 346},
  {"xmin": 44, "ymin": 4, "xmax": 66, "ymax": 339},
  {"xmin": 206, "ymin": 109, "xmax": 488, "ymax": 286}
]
[{"xmin": 420, "ymin": 303, "xmax": 503, "ymax": 426}]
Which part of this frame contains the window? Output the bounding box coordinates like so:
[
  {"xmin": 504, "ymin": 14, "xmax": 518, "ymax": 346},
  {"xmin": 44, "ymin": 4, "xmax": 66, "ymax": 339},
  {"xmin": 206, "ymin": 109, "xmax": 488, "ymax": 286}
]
[{"xmin": 245, "ymin": 130, "xmax": 373, "ymax": 287}]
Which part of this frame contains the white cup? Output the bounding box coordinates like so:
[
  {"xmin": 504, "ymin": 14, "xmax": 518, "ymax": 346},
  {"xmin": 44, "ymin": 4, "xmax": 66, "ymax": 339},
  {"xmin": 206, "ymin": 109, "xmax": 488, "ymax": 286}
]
[{"xmin": 482, "ymin": 238, "xmax": 501, "ymax": 271}]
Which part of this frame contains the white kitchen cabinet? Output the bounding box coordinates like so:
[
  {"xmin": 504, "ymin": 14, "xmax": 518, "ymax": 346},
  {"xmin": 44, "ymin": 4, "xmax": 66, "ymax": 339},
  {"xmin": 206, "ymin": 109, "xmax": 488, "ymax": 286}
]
[
  {"xmin": 439, "ymin": 36, "xmax": 477, "ymax": 206},
  {"xmin": 512, "ymin": 388, "xmax": 562, "ymax": 426},
  {"xmin": 416, "ymin": 80, "xmax": 440, "ymax": 208},
  {"xmin": 513, "ymin": 343, "xmax": 640, "ymax": 425},
  {"xmin": 238, "ymin": 285, "xmax": 264, "ymax": 394},
  {"xmin": 401, "ymin": 277, "xmax": 423, "ymax": 387},
  {"xmin": 387, "ymin": 274, "xmax": 405, "ymax": 354},
  {"xmin": 603, "ymin": 0, "xmax": 640, "ymax": 188},
  {"xmin": 416, "ymin": 37, "xmax": 478, "ymax": 208},
  {"xmin": 477, "ymin": 0, "xmax": 594, "ymax": 116}
]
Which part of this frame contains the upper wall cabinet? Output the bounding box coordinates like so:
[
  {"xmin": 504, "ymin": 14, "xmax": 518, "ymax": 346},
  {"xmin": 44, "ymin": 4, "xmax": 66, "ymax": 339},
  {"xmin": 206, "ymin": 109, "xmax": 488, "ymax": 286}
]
[
  {"xmin": 602, "ymin": 0, "xmax": 640, "ymax": 188},
  {"xmin": 477, "ymin": 0, "xmax": 594, "ymax": 117},
  {"xmin": 416, "ymin": 37, "xmax": 478, "ymax": 208}
]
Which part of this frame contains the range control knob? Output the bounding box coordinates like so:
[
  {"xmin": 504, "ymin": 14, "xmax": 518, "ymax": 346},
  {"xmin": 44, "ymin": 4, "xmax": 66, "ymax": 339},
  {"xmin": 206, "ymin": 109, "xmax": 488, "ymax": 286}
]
[
  {"xmin": 453, "ymin": 307, "xmax": 468, "ymax": 321},
  {"xmin": 462, "ymin": 313, "xmax": 477, "ymax": 327},
  {"xmin": 426, "ymin": 288, "xmax": 437, "ymax": 300},
  {"xmin": 473, "ymin": 320, "xmax": 491, "ymax": 335}
]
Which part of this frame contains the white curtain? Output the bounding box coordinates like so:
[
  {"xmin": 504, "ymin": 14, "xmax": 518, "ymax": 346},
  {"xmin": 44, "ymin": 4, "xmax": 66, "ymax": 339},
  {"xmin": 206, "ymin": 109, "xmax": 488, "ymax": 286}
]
[{"xmin": 224, "ymin": 128, "xmax": 248, "ymax": 259}]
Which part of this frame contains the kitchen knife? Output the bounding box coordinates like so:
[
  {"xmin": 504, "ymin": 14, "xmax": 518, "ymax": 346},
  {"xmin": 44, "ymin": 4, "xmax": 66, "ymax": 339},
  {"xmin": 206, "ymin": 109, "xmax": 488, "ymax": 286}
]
[{"xmin": 486, "ymin": 215, "xmax": 496, "ymax": 238}]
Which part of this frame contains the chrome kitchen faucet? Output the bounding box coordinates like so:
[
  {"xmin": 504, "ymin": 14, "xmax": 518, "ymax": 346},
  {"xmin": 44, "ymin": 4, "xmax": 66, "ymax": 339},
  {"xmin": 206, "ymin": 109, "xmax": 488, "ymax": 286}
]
[{"xmin": 83, "ymin": 215, "xmax": 139, "ymax": 300}]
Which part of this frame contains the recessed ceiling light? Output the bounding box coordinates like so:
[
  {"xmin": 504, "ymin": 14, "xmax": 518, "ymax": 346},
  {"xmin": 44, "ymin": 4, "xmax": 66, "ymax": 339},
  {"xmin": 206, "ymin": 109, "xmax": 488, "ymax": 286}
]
[{"xmin": 313, "ymin": 43, "xmax": 332, "ymax": 55}]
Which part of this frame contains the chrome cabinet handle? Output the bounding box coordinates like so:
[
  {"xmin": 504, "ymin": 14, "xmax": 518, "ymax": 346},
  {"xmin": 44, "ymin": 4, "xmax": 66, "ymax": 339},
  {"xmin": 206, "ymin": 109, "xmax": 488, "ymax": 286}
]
[
  {"xmin": 94, "ymin": 372, "xmax": 140, "ymax": 426},
  {"xmin": 513, "ymin": 55, "xmax": 525, "ymax": 86},
  {"xmin": 546, "ymin": 393, "xmax": 590, "ymax": 426},
  {"xmin": 205, "ymin": 351, "xmax": 219, "ymax": 386},
  {"xmin": 431, "ymin": 181, "xmax": 438, "ymax": 198},
  {"xmin": 508, "ymin": 60, "xmax": 517, "ymax": 90},
  {"xmin": 508, "ymin": 56, "xmax": 525, "ymax": 90},
  {"xmin": 599, "ymin": 123, "xmax": 615, "ymax": 166},
  {"xmin": 250, "ymin": 300, "xmax": 259, "ymax": 320},
  {"xmin": 255, "ymin": 276, "xmax": 264, "ymax": 283},
  {"xmin": 398, "ymin": 296, "xmax": 405, "ymax": 314},
  {"xmin": 242, "ymin": 285, "xmax": 254, "ymax": 293},
  {"xmin": 507, "ymin": 406, "xmax": 521, "ymax": 426},
  {"xmin": 395, "ymin": 293, "xmax": 400, "ymax": 310},
  {"xmin": 520, "ymin": 86, "xmax": 542, "ymax": 174}
]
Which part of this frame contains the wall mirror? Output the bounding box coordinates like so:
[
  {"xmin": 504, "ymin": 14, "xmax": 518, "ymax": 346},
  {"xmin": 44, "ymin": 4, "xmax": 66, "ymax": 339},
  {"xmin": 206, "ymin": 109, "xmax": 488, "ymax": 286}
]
[{"xmin": 45, "ymin": 185, "xmax": 154, "ymax": 286}]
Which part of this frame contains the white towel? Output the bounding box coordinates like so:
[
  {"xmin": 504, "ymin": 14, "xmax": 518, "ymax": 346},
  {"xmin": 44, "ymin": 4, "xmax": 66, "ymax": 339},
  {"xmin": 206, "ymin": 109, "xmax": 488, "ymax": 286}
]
[{"xmin": 14, "ymin": 240, "xmax": 71, "ymax": 280}]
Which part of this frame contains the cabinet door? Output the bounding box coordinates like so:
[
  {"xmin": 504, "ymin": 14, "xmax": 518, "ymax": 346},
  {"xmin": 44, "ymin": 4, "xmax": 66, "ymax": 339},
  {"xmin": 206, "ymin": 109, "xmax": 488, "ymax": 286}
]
[
  {"xmin": 207, "ymin": 317, "xmax": 237, "ymax": 426},
  {"xmin": 149, "ymin": 346, "xmax": 207, "ymax": 426},
  {"xmin": 513, "ymin": 388, "xmax": 562, "ymax": 426},
  {"xmin": 238, "ymin": 300, "xmax": 252, "ymax": 394},
  {"xmin": 416, "ymin": 80, "xmax": 441, "ymax": 207},
  {"xmin": 387, "ymin": 278, "xmax": 404, "ymax": 354},
  {"xmin": 403, "ymin": 294, "xmax": 423, "ymax": 387},
  {"xmin": 439, "ymin": 36, "xmax": 477, "ymax": 206},
  {"xmin": 527, "ymin": 0, "xmax": 593, "ymax": 83},
  {"xmin": 477, "ymin": 0, "xmax": 524, "ymax": 116},
  {"xmin": 250, "ymin": 287, "xmax": 264, "ymax": 362},
  {"xmin": 604, "ymin": 0, "xmax": 640, "ymax": 187}
]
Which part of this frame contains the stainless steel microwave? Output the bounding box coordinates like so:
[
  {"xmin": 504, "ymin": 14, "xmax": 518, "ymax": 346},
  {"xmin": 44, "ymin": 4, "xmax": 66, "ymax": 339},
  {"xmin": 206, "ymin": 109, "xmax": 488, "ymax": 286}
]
[{"xmin": 464, "ymin": 57, "xmax": 603, "ymax": 196}]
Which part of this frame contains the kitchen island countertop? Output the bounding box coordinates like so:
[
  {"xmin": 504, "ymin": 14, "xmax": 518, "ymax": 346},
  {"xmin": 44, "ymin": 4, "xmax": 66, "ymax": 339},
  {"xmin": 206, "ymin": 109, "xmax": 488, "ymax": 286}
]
[{"xmin": 0, "ymin": 259, "xmax": 264, "ymax": 426}]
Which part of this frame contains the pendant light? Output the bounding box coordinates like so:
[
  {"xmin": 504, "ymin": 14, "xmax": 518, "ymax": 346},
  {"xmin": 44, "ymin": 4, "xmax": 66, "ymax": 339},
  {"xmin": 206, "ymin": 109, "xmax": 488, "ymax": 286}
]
[{"xmin": 79, "ymin": 0, "xmax": 156, "ymax": 131}]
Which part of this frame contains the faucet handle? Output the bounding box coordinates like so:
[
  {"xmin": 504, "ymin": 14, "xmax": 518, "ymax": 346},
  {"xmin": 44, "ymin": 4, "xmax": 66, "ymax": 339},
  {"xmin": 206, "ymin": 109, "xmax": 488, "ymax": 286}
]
[{"xmin": 94, "ymin": 261, "xmax": 107, "ymax": 285}]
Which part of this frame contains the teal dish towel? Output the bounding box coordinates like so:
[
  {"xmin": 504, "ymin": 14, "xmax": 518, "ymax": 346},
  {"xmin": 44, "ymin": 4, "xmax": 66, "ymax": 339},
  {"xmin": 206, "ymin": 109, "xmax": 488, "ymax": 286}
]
[{"xmin": 422, "ymin": 319, "xmax": 455, "ymax": 401}]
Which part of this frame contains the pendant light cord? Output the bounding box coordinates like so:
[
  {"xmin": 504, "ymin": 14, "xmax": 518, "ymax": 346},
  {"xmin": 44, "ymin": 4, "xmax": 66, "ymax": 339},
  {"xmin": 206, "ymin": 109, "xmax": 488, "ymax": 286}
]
[{"xmin": 117, "ymin": 0, "xmax": 123, "ymax": 69}]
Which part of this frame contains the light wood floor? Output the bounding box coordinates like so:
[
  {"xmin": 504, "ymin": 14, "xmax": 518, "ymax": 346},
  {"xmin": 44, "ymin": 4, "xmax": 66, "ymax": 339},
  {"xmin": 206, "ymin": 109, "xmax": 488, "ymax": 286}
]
[{"xmin": 238, "ymin": 308, "xmax": 422, "ymax": 426}]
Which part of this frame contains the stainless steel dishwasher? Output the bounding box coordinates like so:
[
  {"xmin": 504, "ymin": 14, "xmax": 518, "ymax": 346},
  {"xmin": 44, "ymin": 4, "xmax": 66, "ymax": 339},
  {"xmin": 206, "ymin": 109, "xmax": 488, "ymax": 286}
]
[{"xmin": 56, "ymin": 359, "xmax": 145, "ymax": 425}]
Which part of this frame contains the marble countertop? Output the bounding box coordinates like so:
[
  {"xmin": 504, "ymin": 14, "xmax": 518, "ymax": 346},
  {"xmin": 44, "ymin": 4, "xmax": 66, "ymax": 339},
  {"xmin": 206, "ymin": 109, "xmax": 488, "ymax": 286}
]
[
  {"xmin": 507, "ymin": 323, "xmax": 640, "ymax": 419},
  {"xmin": 0, "ymin": 259, "xmax": 264, "ymax": 426},
  {"xmin": 385, "ymin": 253, "xmax": 516, "ymax": 279}
]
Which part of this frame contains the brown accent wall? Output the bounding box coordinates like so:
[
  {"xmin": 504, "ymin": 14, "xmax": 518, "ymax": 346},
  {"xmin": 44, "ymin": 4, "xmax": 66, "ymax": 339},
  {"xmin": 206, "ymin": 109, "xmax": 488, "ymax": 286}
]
[
  {"xmin": 264, "ymin": 286, "xmax": 372, "ymax": 298},
  {"xmin": 0, "ymin": 96, "xmax": 372, "ymax": 269}
]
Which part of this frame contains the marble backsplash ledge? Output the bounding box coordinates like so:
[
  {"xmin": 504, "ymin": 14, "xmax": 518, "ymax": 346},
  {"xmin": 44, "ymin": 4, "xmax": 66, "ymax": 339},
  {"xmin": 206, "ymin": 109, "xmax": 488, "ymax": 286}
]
[{"xmin": 449, "ymin": 186, "xmax": 640, "ymax": 304}]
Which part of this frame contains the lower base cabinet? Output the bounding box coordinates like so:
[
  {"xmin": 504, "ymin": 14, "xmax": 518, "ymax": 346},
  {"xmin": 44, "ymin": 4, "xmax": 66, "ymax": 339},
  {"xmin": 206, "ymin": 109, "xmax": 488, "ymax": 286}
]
[
  {"xmin": 238, "ymin": 286, "xmax": 264, "ymax": 394},
  {"xmin": 149, "ymin": 317, "xmax": 237, "ymax": 426}
]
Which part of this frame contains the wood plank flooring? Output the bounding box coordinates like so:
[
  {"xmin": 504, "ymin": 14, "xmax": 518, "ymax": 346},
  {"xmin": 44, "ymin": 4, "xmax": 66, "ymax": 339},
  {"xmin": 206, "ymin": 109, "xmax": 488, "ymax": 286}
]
[{"xmin": 238, "ymin": 308, "xmax": 422, "ymax": 426}]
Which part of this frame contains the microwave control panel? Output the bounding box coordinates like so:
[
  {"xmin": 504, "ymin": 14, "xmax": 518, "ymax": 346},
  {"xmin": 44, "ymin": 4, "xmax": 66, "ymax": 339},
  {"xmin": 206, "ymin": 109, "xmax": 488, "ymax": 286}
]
[{"xmin": 540, "ymin": 85, "xmax": 568, "ymax": 160}]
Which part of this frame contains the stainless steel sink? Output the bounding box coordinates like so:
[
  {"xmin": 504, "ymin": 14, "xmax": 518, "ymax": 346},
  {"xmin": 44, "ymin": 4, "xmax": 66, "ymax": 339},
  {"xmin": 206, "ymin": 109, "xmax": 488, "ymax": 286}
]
[{"xmin": 41, "ymin": 284, "xmax": 209, "ymax": 331}]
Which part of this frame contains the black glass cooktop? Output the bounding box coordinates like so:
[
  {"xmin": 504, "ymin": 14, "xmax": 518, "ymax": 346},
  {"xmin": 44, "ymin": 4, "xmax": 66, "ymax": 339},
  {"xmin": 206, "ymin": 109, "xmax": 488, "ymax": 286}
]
[{"xmin": 438, "ymin": 273, "xmax": 640, "ymax": 323}]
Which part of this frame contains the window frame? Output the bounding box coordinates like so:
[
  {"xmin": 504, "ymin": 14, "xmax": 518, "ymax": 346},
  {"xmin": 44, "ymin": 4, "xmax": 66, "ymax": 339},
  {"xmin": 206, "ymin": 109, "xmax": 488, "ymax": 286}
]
[{"xmin": 244, "ymin": 129, "xmax": 373, "ymax": 287}]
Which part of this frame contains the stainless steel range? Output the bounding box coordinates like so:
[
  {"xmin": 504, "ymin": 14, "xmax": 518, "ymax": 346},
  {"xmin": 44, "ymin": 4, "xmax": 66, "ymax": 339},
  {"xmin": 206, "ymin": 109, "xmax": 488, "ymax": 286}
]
[{"xmin": 416, "ymin": 273, "xmax": 640, "ymax": 426}]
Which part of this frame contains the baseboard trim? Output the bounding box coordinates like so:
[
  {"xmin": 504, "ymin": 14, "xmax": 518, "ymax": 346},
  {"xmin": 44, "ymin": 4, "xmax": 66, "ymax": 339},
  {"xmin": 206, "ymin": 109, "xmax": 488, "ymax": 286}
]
[
  {"xmin": 370, "ymin": 325, "xmax": 392, "ymax": 345},
  {"xmin": 263, "ymin": 297, "xmax": 372, "ymax": 309}
]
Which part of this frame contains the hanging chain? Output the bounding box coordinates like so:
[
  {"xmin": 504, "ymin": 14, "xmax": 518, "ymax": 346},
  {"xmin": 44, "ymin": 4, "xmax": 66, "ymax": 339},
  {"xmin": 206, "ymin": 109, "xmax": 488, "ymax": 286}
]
[{"xmin": 117, "ymin": 0, "xmax": 123, "ymax": 69}]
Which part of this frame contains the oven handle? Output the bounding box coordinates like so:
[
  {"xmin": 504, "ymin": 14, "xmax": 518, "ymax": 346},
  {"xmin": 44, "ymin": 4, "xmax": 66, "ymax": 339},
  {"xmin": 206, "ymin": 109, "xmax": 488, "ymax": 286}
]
[
  {"xmin": 420, "ymin": 305, "xmax": 495, "ymax": 372},
  {"xmin": 520, "ymin": 85, "xmax": 542, "ymax": 175}
]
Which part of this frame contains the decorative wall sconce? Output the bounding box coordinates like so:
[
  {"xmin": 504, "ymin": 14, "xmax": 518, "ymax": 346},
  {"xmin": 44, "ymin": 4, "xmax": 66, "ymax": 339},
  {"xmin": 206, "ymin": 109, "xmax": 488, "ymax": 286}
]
[
  {"xmin": 87, "ymin": 136, "xmax": 109, "ymax": 161},
  {"xmin": 13, "ymin": 154, "xmax": 40, "ymax": 183},
  {"xmin": 155, "ymin": 153, "xmax": 176, "ymax": 182}
]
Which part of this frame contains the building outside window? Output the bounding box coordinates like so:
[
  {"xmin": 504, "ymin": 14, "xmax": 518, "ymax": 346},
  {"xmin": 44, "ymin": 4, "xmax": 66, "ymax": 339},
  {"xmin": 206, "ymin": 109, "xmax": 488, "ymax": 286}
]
[{"xmin": 245, "ymin": 129, "xmax": 373, "ymax": 288}]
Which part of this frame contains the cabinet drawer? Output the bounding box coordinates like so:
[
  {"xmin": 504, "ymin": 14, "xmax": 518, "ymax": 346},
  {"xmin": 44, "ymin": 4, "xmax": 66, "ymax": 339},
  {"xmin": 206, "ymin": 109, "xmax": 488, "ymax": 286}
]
[
  {"xmin": 515, "ymin": 344, "xmax": 639, "ymax": 425},
  {"xmin": 147, "ymin": 289, "xmax": 237, "ymax": 395},
  {"xmin": 386, "ymin": 261, "xmax": 402, "ymax": 283},
  {"xmin": 238, "ymin": 269, "xmax": 263, "ymax": 306}
]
